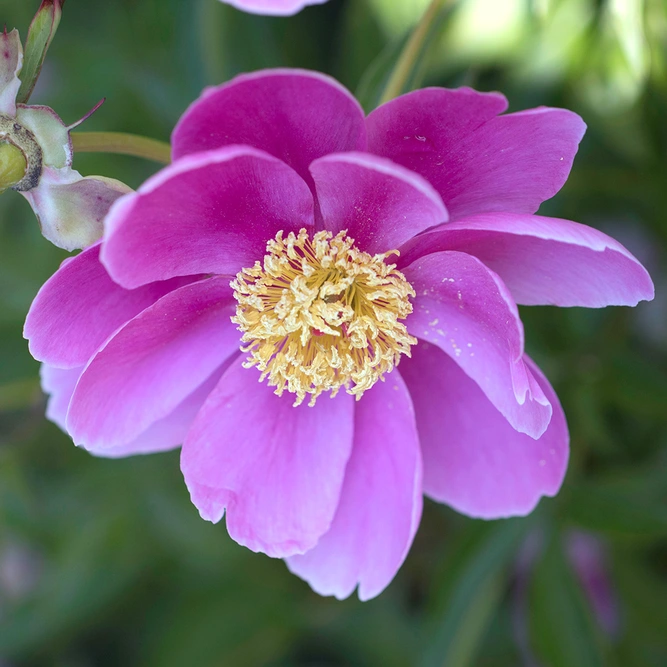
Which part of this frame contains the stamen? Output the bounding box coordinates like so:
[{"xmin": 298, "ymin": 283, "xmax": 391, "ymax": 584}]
[{"xmin": 231, "ymin": 229, "xmax": 417, "ymax": 406}]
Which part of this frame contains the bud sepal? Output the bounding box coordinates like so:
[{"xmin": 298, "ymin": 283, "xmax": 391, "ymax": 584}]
[
  {"xmin": 0, "ymin": 25, "xmax": 132, "ymax": 250},
  {"xmin": 16, "ymin": 0, "xmax": 65, "ymax": 105}
]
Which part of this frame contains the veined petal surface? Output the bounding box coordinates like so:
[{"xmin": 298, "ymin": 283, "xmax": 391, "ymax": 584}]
[
  {"xmin": 367, "ymin": 88, "xmax": 585, "ymax": 219},
  {"xmin": 41, "ymin": 362, "xmax": 233, "ymax": 458},
  {"xmin": 310, "ymin": 151, "xmax": 448, "ymax": 254},
  {"xmin": 403, "ymin": 251, "xmax": 552, "ymax": 438},
  {"xmin": 102, "ymin": 146, "xmax": 315, "ymax": 288},
  {"xmin": 401, "ymin": 342, "xmax": 568, "ymax": 518},
  {"xmin": 287, "ymin": 372, "xmax": 422, "ymax": 601},
  {"xmin": 181, "ymin": 357, "xmax": 355, "ymax": 558},
  {"xmin": 172, "ymin": 69, "xmax": 366, "ymax": 186},
  {"xmin": 25, "ymin": 244, "xmax": 194, "ymax": 369},
  {"xmin": 398, "ymin": 212, "xmax": 655, "ymax": 307},
  {"xmin": 67, "ymin": 278, "xmax": 240, "ymax": 452}
]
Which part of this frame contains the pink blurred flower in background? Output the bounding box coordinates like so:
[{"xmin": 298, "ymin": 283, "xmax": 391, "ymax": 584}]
[
  {"xmin": 24, "ymin": 69, "xmax": 653, "ymax": 600},
  {"xmin": 513, "ymin": 529, "xmax": 621, "ymax": 666},
  {"xmin": 218, "ymin": 0, "xmax": 329, "ymax": 17},
  {"xmin": 566, "ymin": 530, "xmax": 621, "ymax": 637},
  {"xmin": 0, "ymin": 29, "xmax": 130, "ymax": 250}
]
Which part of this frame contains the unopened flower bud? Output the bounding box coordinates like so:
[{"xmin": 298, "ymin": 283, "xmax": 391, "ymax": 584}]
[
  {"xmin": 0, "ymin": 141, "xmax": 27, "ymax": 192},
  {"xmin": 1, "ymin": 25, "xmax": 130, "ymax": 251}
]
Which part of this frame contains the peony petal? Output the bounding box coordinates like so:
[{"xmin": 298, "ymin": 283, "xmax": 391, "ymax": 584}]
[
  {"xmin": 367, "ymin": 88, "xmax": 585, "ymax": 219},
  {"xmin": 41, "ymin": 359, "xmax": 236, "ymax": 458},
  {"xmin": 219, "ymin": 0, "xmax": 329, "ymax": 15},
  {"xmin": 40, "ymin": 364, "xmax": 81, "ymax": 431},
  {"xmin": 22, "ymin": 167, "xmax": 132, "ymax": 251},
  {"xmin": 102, "ymin": 146, "xmax": 315, "ymax": 289},
  {"xmin": 181, "ymin": 357, "xmax": 355, "ymax": 558},
  {"xmin": 171, "ymin": 69, "xmax": 366, "ymax": 186},
  {"xmin": 24, "ymin": 243, "xmax": 194, "ymax": 369},
  {"xmin": 403, "ymin": 251, "xmax": 552, "ymax": 438},
  {"xmin": 310, "ymin": 152, "xmax": 448, "ymax": 253},
  {"xmin": 0, "ymin": 29, "xmax": 22, "ymax": 116},
  {"xmin": 398, "ymin": 212, "xmax": 655, "ymax": 307},
  {"xmin": 93, "ymin": 360, "xmax": 235, "ymax": 459},
  {"xmin": 66, "ymin": 277, "xmax": 240, "ymax": 452},
  {"xmin": 287, "ymin": 372, "xmax": 422, "ymax": 600},
  {"xmin": 400, "ymin": 342, "xmax": 568, "ymax": 518},
  {"xmin": 565, "ymin": 531, "xmax": 621, "ymax": 637}
]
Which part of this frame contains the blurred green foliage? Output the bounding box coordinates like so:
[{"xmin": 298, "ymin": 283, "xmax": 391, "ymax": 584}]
[{"xmin": 0, "ymin": 0, "xmax": 666, "ymax": 665}]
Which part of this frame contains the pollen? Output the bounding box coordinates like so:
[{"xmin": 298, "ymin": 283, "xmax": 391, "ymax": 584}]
[{"xmin": 231, "ymin": 228, "xmax": 417, "ymax": 406}]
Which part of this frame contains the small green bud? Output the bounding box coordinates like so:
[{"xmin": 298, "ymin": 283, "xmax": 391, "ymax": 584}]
[
  {"xmin": 0, "ymin": 141, "xmax": 27, "ymax": 193},
  {"xmin": 0, "ymin": 114, "xmax": 44, "ymax": 191}
]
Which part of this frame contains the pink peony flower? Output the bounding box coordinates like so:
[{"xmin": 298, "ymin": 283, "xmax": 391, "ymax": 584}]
[
  {"xmin": 24, "ymin": 69, "xmax": 653, "ymax": 600},
  {"xmin": 566, "ymin": 530, "xmax": 621, "ymax": 637},
  {"xmin": 513, "ymin": 529, "xmax": 621, "ymax": 665},
  {"xmin": 0, "ymin": 29, "xmax": 130, "ymax": 250},
  {"xmin": 218, "ymin": 0, "xmax": 329, "ymax": 17}
]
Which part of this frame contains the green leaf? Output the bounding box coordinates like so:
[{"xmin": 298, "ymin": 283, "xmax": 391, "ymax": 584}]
[
  {"xmin": 355, "ymin": 34, "xmax": 409, "ymax": 114},
  {"xmin": 421, "ymin": 518, "xmax": 529, "ymax": 667},
  {"xmin": 0, "ymin": 513, "xmax": 146, "ymax": 660},
  {"xmin": 16, "ymin": 0, "xmax": 64, "ymax": 104},
  {"xmin": 377, "ymin": 0, "xmax": 453, "ymax": 105},
  {"xmin": 563, "ymin": 480, "xmax": 667, "ymax": 538},
  {"xmin": 529, "ymin": 534, "xmax": 608, "ymax": 667},
  {"xmin": 0, "ymin": 377, "xmax": 40, "ymax": 411},
  {"xmin": 612, "ymin": 546, "xmax": 667, "ymax": 647},
  {"xmin": 356, "ymin": 0, "xmax": 453, "ymax": 112}
]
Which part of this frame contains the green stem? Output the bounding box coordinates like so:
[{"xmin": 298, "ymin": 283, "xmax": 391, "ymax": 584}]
[
  {"xmin": 71, "ymin": 132, "xmax": 171, "ymax": 164},
  {"xmin": 379, "ymin": 0, "xmax": 451, "ymax": 105}
]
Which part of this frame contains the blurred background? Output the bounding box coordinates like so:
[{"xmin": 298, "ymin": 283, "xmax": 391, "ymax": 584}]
[{"xmin": 0, "ymin": 0, "xmax": 666, "ymax": 664}]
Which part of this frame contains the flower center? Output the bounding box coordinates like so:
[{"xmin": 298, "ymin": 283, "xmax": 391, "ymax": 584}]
[{"xmin": 232, "ymin": 229, "xmax": 417, "ymax": 406}]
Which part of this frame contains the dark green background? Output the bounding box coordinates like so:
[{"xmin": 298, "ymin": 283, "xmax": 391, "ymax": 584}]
[{"xmin": 0, "ymin": 0, "xmax": 665, "ymax": 665}]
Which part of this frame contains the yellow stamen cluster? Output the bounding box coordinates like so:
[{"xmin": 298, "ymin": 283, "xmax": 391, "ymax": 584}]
[{"xmin": 231, "ymin": 228, "xmax": 417, "ymax": 406}]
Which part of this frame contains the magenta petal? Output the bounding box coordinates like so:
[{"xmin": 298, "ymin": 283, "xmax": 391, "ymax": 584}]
[
  {"xmin": 181, "ymin": 358, "xmax": 355, "ymax": 558},
  {"xmin": 41, "ymin": 361, "xmax": 233, "ymax": 458},
  {"xmin": 398, "ymin": 212, "xmax": 654, "ymax": 307},
  {"xmin": 287, "ymin": 372, "xmax": 422, "ymax": 600},
  {"xmin": 565, "ymin": 531, "xmax": 621, "ymax": 637},
  {"xmin": 442, "ymin": 107, "xmax": 586, "ymax": 217},
  {"xmin": 40, "ymin": 364, "xmax": 81, "ymax": 431},
  {"xmin": 310, "ymin": 152, "xmax": 448, "ymax": 253},
  {"xmin": 219, "ymin": 0, "xmax": 328, "ymax": 15},
  {"xmin": 171, "ymin": 69, "xmax": 366, "ymax": 185},
  {"xmin": 403, "ymin": 251, "xmax": 551, "ymax": 438},
  {"xmin": 187, "ymin": 482, "xmax": 228, "ymax": 526},
  {"xmin": 66, "ymin": 277, "xmax": 240, "ymax": 451},
  {"xmin": 401, "ymin": 342, "xmax": 568, "ymax": 518},
  {"xmin": 102, "ymin": 146, "xmax": 315, "ymax": 289},
  {"xmin": 94, "ymin": 362, "xmax": 234, "ymax": 459},
  {"xmin": 367, "ymin": 88, "xmax": 585, "ymax": 218},
  {"xmin": 25, "ymin": 244, "xmax": 192, "ymax": 368}
]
